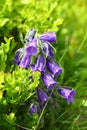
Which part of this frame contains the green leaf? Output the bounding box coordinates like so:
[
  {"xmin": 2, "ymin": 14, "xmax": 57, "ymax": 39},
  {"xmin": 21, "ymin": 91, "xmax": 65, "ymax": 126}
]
[
  {"xmin": 53, "ymin": 18, "xmax": 64, "ymax": 26},
  {"xmin": 4, "ymin": 68, "xmax": 40, "ymax": 104},
  {"xmin": 3, "ymin": 37, "xmax": 14, "ymax": 53},
  {"xmin": 0, "ymin": 90, "xmax": 3, "ymax": 99},
  {"xmin": 0, "ymin": 71, "xmax": 4, "ymax": 89},
  {"xmin": 4, "ymin": 112, "xmax": 16, "ymax": 124},
  {"xmin": 0, "ymin": 18, "xmax": 9, "ymax": 27},
  {"xmin": 81, "ymin": 100, "xmax": 87, "ymax": 107}
]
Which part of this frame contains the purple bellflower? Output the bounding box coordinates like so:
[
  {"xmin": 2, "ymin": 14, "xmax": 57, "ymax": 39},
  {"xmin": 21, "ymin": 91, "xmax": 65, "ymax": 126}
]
[
  {"xmin": 29, "ymin": 104, "xmax": 37, "ymax": 114},
  {"xmin": 29, "ymin": 103, "xmax": 41, "ymax": 116},
  {"xmin": 14, "ymin": 51, "xmax": 20, "ymax": 65},
  {"xmin": 42, "ymin": 43, "xmax": 54, "ymax": 58},
  {"xmin": 40, "ymin": 32, "xmax": 56, "ymax": 42},
  {"xmin": 26, "ymin": 38, "xmax": 38, "ymax": 56},
  {"xmin": 14, "ymin": 48, "xmax": 24, "ymax": 65},
  {"xmin": 31, "ymin": 54, "xmax": 45, "ymax": 72},
  {"xmin": 19, "ymin": 53, "xmax": 31, "ymax": 69},
  {"xmin": 41, "ymin": 72, "xmax": 58, "ymax": 89},
  {"xmin": 46, "ymin": 60, "xmax": 62, "ymax": 77},
  {"xmin": 58, "ymin": 87, "xmax": 76, "ymax": 104},
  {"xmin": 37, "ymin": 88, "xmax": 48, "ymax": 103}
]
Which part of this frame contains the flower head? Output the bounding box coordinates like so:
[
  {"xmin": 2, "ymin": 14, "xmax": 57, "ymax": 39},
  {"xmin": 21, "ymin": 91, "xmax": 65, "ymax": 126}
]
[
  {"xmin": 26, "ymin": 38, "xmax": 38, "ymax": 56},
  {"xmin": 37, "ymin": 88, "xmax": 48, "ymax": 103},
  {"xmin": 29, "ymin": 104, "xmax": 37, "ymax": 114},
  {"xmin": 40, "ymin": 32, "xmax": 56, "ymax": 42},
  {"xmin": 19, "ymin": 53, "xmax": 31, "ymax": 69},
  {"xmin": 58, "ymin": 87, "xmax": 76, "ymax": 104},
  {"xmin": 42, "ymin": 43, "xmax": 54, "ymax": 58},
  {"xmin": 41, "ymin": 72, "xmax": 57, "ymax": 89},
  {"xmin": 29, "ymin": 103, "xmax": 41, "ymax": 115},
  {"xmin": 14, "ymin": 48, "xmax": 24, "ymax": 65},
  {"xmin": 31, "ymin": 54, "xmax": 45, "ymax": 72},
  {"xmin": 46, "ymin": 60, "xmax": 62, "ymax": 77}
]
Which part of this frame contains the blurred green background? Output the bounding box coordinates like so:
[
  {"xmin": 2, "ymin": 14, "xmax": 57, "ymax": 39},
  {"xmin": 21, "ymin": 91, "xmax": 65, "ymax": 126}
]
[{"xmin": 0, "ymin": 0, "xmax": 87, "ymax": 130}]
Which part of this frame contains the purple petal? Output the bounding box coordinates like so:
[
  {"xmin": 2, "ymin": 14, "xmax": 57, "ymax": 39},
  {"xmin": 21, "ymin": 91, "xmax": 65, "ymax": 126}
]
[
  {"xmin": 46, "ymin": 60, "xmax": 62, "ymax": 77},
  {"xmin": 67, "ymin": 90, "xmax": 76, "ymax": 104},
  {"xmin": 29, "ymin": 104, "xmax": 37, "ymax": 114},
  {"xmin": 37, "ymin": 88, "xmax": 48, "ymax": 103},
  {"xmin": 31, "ymin": 54, "xmax": 45, "ymax": 72},
  {"xmin": 26, "ymin": 39, "xmax": 38, "ymax": 56},
  {"xmin": 48, "ymin": 44, "xmax": 54, "ymax": 58},
  {"xmin": 14, "ymin": 51, "xmax": 20, "ymax": 65},
  {"xmin": 14, "ymin": 48, "xmax": 24, "ymax": 65},
  {"xmin": 19, "ymin": 53, "xmax": 31, "ymax": 69},
  {"xmin": 29, "ymin": 103, "xmax": 41, "ymax": 115},
  {"xmin": 58, "ymin": 87, "xmax": 76, "ymax": 104},
  {"xmin": 42, "ymin": 43, "xmax": 54, "ymax": 58},
  {"xmin": 41, "ymin": 72, "xmax": 58, "ymax": 89},
  {"xmin": 40, "ymin": 32, "xmax": 56, "ymax": 42}
]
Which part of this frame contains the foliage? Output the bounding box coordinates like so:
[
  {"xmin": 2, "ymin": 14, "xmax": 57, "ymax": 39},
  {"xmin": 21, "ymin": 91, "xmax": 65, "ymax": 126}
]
[
  {"xmin": 0, "ymin": 0, "xmax": 87, "ymax": 130},
  {"xmin": 0, "ymin": 66, "xmax": 40, "ymax": 129}
]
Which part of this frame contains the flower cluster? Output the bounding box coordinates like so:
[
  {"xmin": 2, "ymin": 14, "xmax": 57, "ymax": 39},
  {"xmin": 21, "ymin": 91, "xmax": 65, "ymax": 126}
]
[{"xmin": 14, "ymin": 29, "xmax": 76, "ymax": 115}]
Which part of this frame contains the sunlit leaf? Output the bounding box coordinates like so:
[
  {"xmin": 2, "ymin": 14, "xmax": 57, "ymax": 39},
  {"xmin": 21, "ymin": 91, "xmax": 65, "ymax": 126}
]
[{"xmin": 0, "ymin": 18, "xmax": 9, "ymax": 27}]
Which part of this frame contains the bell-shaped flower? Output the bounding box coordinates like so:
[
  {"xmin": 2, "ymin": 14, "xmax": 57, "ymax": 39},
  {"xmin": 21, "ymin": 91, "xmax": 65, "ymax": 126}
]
[
  {"xmin": 46, "ymin": 60, "xmax": 62, "ymax": 77},
  {"xmin": 41, "ymin": 72, "xmax": 57, "ymax": 89},
  {"xmin": 58, "ymin": 87, "xmax": 76, "ymax": 104},
  {"xmin": 29, "ymin": 104, "xmax": 37, "ymax": 114},
  {"xmin": 29, "ymin": 103, "xmax": 41, "ymax": 116},
  {"xmin": 37, "ymin": 88, "xmax": 48, "ymax": 103},
  {"xmin": 19, "ymin": 52, "xmax": 31, "ymax": 69},
  {"xmin": 39, "ymin": 32, "xmax": 56, "ymax": 42},
  {"xmin": 14, "ymin": 48, "xmax": 24, "ymax": 65},
  {"xmin": 26, "ymin": 38, "xmax": 38, "ymax": 56},
  {"xmin": 42, "ymin": 42, "xmax": 54, "ymax": 58},
  {"xmin": 31, "ymin": 54, "xmax": 45, "ymax": 72}
]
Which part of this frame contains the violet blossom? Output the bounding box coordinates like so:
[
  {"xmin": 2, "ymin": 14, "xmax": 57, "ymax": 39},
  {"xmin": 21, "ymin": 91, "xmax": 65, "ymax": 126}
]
[
  {"xmin": 31, "ymin": 54, "xmax": 45, "ymax": 72},
  {"xmin": 26, "ymin": 38, "xmax": 38, "ymax": 56},
  {"xmin": 19, "ymin": 53, "xmax": 31, "ymax": 69},
  {"xmin": 58, "ymin": 87, "xmax": 76, "ymax": 104},
  {"xmin": 37, "ymin": 88, "xmax": 48, "ymax": 103},
  {"xmin": 46, "ymin": 60, "xmax": 62, "ymax": 77},
  {"xmin": 42, "ymin": 43, "xmax": 54, "ymax": 58},
  {"xmin": 40, "ymin": 32, "xmax": 56, "ymax": 43},
  {"xmin": 41, "ymin": 72, "xmax": 58, "ymax": 89}
]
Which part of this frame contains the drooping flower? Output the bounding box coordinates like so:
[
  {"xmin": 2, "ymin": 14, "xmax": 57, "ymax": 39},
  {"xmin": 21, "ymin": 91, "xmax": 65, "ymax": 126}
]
[
  {"xmin": 14, "ymin": 48, "xmax": 24, "ymax": 65},
  {"xmin": 25, "ymin": 29, "xmax": 36, "ymax": 42},
  {"xmin": 42, "ymin": 42, "xmax": 54, "ymax": 58},
  {"xmin": 40, "ymin": 32, "xmax": 56, "ymax": 42},
  {"xmin": 46, "ymin": 60, "xmax": 62, "ymax": 77},
  {"xmin": 19, "ymin": 53, "xmax": 31, "ymax": 69},
  {"xmin": 26, "ymin": 38, "xmax": 38, "ymax": 56},
  {"xmin": 29, "ymin": 104, "xmax": 37, "ymax": 114},
  {"xmin": 31, "ymin": 54, "xmax": 45, "ymax": 72},
  {"xmin": 29, "ymin": 103, "xmax": 41, "ymax": 115},
  {"xmin": 58, "ymin": 87, "xmax": 76, "ymax": 104},
  {"xmin": 41, "ymin": 72, "xmax": 58, "ymax": 89},
  {"xmin": 37, "ymin": 88, "xmax": 48, "ymax": 103}
]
